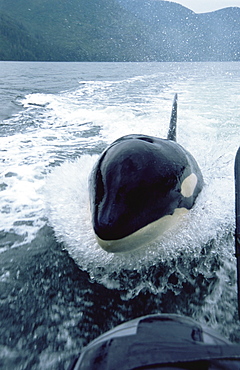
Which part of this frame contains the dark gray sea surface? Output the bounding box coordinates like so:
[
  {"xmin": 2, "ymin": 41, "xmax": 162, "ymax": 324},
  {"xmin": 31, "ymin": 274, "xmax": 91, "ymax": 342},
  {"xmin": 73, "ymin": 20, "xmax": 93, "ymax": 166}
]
[{"xmin": 0, "ymin": 61, "xmax": 239, "ymax": 369}]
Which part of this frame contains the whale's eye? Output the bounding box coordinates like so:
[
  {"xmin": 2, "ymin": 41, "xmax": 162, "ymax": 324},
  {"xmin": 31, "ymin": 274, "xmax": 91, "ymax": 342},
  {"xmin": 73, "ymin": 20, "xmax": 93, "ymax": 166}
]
[{"xmin": 138, "ymin": 137, "xmax": 153, "ymax": 143}]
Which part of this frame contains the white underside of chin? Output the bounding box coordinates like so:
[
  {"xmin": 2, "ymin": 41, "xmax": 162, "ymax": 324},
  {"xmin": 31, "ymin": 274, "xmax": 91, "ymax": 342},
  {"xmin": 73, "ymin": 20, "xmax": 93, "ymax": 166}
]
[{"xmin": 96, "ymin": 207, "xmax": 188, "ymax": 253}]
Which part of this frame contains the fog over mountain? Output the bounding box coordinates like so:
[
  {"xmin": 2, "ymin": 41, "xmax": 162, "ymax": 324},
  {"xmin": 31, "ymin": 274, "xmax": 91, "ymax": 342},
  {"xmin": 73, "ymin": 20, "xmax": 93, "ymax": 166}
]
[{"xmin": 0, "ymin": 0, "xmax": 239, "ymax": 61}]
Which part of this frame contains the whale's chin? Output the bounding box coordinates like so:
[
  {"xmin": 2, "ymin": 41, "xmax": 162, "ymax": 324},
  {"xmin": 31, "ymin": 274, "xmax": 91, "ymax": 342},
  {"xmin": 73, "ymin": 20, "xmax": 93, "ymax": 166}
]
[{"xmin": 95, "ymin": 207, "xmax": 188, "ymax": 253}]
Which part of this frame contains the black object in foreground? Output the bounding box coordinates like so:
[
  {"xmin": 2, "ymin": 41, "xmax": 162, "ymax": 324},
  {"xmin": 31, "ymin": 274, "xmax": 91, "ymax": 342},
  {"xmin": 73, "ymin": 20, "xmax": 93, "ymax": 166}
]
[
  {"xmin": 69, "ymin": 314, "xmax": 240, "ymax": 370},
  {"xmin": 235, "ymin": 146, "xmax": 240, "ymax": 319}
]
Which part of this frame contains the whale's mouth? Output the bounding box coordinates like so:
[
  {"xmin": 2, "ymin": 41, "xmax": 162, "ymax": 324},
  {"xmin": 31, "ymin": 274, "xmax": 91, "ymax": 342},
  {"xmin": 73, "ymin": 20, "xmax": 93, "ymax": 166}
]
[{"xmin": 95, "ymin": 207, "xmax": 188, "ymax": 253}]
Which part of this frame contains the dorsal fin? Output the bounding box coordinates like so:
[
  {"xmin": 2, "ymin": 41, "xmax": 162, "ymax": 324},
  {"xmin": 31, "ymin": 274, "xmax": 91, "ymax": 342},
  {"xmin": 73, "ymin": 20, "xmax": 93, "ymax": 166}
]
[{"xmin": 167, "ymin": 93, "xmax": 178, "ymax": 141}]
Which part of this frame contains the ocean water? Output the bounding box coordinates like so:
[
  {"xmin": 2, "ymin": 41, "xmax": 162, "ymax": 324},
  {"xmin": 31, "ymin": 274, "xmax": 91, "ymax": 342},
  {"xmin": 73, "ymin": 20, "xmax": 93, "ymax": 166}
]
[{"xmin": 0, "ymin": 61, "xmax": 239, "ymax": 369}]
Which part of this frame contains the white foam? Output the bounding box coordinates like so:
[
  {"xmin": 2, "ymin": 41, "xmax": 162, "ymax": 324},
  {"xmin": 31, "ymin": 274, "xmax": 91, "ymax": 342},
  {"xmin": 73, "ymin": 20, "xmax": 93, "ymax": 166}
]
[
  {"xmin": 1, "ymin": 65, "xmax": 239, "ymax": 297},
  {"xmin": 45, "ymin": 147, "xmax": 235, "ymax": 293}
]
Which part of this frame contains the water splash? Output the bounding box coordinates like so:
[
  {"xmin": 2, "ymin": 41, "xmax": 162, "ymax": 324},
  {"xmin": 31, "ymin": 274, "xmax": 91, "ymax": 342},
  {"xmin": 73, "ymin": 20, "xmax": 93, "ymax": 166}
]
[{"xmin": 45, "ymin": 151, "xmax": 235, "ymax": 294}]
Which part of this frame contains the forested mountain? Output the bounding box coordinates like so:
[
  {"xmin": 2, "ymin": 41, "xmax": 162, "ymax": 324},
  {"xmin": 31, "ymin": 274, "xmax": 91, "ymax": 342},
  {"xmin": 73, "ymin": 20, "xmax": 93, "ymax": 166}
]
[
  {"xmin": 0, "ymin": 0, "xmax": 149, "ymax": 61},
  {"xmin": 0, "ymin": 0, "xmax": 239, "ymax": 61},
  {"xmin": 117, "ymin": 0, "xmax": 240, "ymax": 61}
]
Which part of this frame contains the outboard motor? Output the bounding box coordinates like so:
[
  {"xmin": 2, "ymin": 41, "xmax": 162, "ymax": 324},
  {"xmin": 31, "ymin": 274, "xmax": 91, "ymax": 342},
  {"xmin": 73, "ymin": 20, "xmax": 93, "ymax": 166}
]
[{"xmin": 69, "ymin": 314, "xmax": 240, "ymax": 370}]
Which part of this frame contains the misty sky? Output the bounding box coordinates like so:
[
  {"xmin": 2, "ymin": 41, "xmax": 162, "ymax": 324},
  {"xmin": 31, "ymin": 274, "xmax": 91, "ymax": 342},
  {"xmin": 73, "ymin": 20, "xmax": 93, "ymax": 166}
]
[{"xmin": 168, "ymin": 0, "xmax": 240, "ymax": 13}]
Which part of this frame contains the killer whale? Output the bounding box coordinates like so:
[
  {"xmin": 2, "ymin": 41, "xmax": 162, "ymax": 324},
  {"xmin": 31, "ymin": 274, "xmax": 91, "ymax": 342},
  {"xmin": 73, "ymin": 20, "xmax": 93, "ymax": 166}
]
[{"xmin": 89, "ymin": 94, "xmax": 203, "ymax": 253}]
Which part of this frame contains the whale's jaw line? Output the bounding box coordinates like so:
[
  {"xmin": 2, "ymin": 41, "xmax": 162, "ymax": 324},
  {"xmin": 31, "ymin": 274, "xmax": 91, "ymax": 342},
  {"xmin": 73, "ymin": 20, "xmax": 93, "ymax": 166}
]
[{"xmin": 95, "ymin": 207, "xmax": 188, "ymax": 253}]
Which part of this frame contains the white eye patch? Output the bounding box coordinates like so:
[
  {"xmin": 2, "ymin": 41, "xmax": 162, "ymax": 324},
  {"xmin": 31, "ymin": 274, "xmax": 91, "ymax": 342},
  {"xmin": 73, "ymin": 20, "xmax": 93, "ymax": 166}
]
[{"xmin": 181, "ymin": 173, "xmax": 198, "ymax": 198}]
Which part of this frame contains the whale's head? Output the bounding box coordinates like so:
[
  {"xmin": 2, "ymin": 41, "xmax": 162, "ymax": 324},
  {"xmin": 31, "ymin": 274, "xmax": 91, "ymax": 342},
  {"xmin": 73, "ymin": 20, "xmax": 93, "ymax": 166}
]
[{"xmin": 89, "ymin": 134, "xmax": 203, "ymax": 253}]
